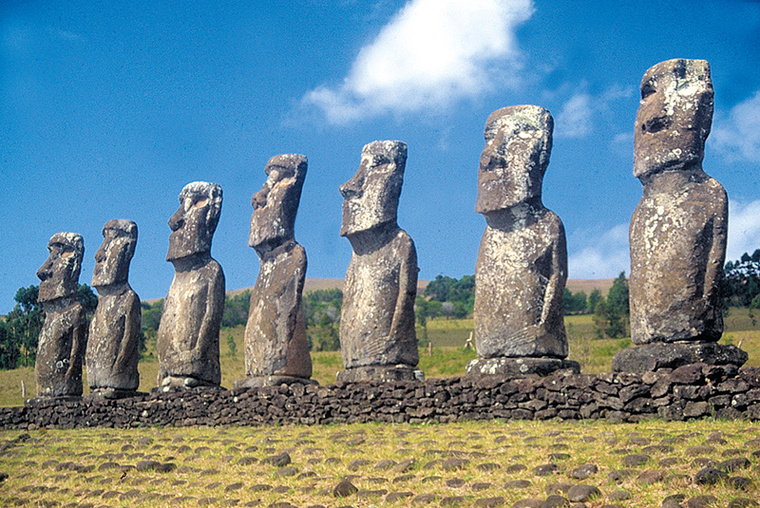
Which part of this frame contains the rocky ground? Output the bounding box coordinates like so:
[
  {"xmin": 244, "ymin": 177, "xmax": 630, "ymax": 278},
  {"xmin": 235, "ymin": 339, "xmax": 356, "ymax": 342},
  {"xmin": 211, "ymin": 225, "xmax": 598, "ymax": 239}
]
[{"xmin": 0, "ymin": 419, "xmax": 758, "ymax": 507}]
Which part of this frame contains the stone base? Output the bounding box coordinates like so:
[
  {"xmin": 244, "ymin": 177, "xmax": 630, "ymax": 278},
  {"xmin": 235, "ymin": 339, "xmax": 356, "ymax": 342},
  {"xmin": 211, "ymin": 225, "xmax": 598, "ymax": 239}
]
[
  {"xmin": 233, "ymin": 375, "xmax": 318, "ymax": 389},
  {"xmin": 336, "ymin": 365, "xmax": 425, "ymax": 383},
  {"xmin": 465, "ymin": 357, "xmax": 581, "ymax": 378},
  {"xmin": 84, "ymin": 388, "xmax": 143, "ymax": 401},
  {"xmin": 611, "ymin": 342, "xmax": 748, "ymax": 374},
  {"xmin": 155, "ymin": 376, "xmax": 221, "ymax": 393},
  {"xmin": 25, "ymin": 395, "xmax": 82, "ymax": 406}
]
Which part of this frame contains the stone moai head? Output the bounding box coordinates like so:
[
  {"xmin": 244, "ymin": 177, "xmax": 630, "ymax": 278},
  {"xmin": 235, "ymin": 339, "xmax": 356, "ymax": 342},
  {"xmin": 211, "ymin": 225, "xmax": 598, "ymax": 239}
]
[
  {"xmin": 476, "ymin": 105, "xmax": 553, "ymax": 214},
  {"xmin": 339, "ymin": 140, "xmax": 407, "ymax": 237},
  {"xmin": 37, "ymin": 233, "xmax": 84, "ymax": 303},
  {"xmin": 634, "ymin": 58, "xmax": 714, "ymax": 180},
  {"xmin": 249, "ymin": 154, "xmax": 308, "ymax": 254},
  {"xmin": 167, "ymin": 181, "xmax": 223, "ymax": 261},
  {"xmin": 92, "ymin": 220, "xmax": 138, "ymax": 288}
]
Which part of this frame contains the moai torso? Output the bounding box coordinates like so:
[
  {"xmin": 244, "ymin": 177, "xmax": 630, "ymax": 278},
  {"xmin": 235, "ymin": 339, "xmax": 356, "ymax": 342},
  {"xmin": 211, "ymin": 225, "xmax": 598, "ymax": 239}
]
[
  {"xmin": 629, "ymin": 59, "xmax": 726, "ymax": 345},
  {"xmin": 157, "ymin": 255, "xmax": 225, "ymax": 384},
  {"xmin": 338, "ymin": 141, "xmax": 419, "ymax": 370},
  {"xmin": 35, "ymin": 233, "xmax": 86, "ymax": 397},
  {"xmin": 87, "ymin": 286, "xmax": 141, "ymax": 390},
  {"xmin": 86, "ymin": 220, "xmax": 141, "ymax": 392},
  {"xmin": 472, "ymin": 105, "xmax": 568, "ymax": 359},
  {"xmin": 340, "ymin": 226, "xmax": 418, "ymax": 368},
  {"xmin": 157, "ymin": 182, "xmax": 225, "ymax": 388},
  {"xmin": 245, "ymin": 241, "xmax": 310, "ymax": 377},
  {"xmin": 475, "ymin": 206, "xmax": 567, "ymax": 358},
  {"xmin": 244, "ymin": 154, "xmax": 312, "ymax": 380}
]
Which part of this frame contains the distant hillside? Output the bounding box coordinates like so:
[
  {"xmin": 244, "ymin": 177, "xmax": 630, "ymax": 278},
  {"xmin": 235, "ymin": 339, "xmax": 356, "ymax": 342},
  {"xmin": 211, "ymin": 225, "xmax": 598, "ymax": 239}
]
[
  {"xmin": 228, "ymin": 278, "xmax": 429, "ymax": 297},
  {"xmin": 565, "ymin": 279, "xmax": 614, "ymax": 295},
  {"xmin": 226, "ymin": 278, "xmax": 612, "ymax": 299}
]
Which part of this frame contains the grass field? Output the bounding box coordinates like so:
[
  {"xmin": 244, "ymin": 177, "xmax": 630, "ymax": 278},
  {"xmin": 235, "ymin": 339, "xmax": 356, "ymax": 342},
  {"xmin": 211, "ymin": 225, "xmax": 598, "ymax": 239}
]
[
  {"xmin": 1, "ymin": 309, "xmax": 758, "ymax": 408},
  {"xmin": 2, "ymin": 419, "xmax": 760, "ymax": 507},
  {"xmin": 2, "ymin": 307, "xmax": 760, "ymax": 507}
]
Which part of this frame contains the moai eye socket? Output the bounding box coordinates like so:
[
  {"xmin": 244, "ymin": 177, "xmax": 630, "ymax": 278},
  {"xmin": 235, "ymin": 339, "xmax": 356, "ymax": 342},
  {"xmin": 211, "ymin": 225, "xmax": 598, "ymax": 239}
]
[{"xmin": 641, "ymin": 80, "xmax": 656, "ymax": 100}]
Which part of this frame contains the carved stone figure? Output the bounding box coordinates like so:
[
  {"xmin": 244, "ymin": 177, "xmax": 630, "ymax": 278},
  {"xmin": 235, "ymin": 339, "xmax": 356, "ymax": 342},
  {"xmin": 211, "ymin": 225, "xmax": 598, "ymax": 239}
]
[
  {"xmin": 234, "ymin": 154, "xmax": 314, "ymax": 389},
  {"xmin": 467, "ymin": 105, "xmax": 579, "ymax": 378},
  {"xmin": 86, "ymin": 220, "xmax": 141, "ymax": 398},
  {"xmin": 613, "ymin": 58, "xmax": 746, "ymax": 373},
  {"xmin": 34, "ymin": 233, "xmax": 86, "ymax": 398},
  {"xmin": 157, "ymin": 182, "xmax": 225, "ymax": 390},
  {"xmin": 337, "ymin": 140, "xmax": 422, "ymax": 382}
]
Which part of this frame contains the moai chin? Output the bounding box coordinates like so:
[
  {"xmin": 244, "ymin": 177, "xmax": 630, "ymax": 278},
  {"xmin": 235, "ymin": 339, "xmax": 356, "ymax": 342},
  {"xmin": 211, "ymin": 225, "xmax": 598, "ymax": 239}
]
[
  {"xmin": 34, "ymin": 232, "xmax": 87, "ymax": 398},
  {"xmin": 336, "ymin": 140, "xmax": 422, "ymax": 382},
  {"xmin": 86, "ymin": 220, "xmax": 141, "ymax": 399},
  {"xmin": 466, "ymin": 105, "xmax": 579, "ymax": 378},
  {"xmin": 157, "ymin": 182, "xmax": 225, "ymax": 390},
  {"xmin": 234, "ymin": 154, "xmax": 315, "ymax": 389},
  {"xmin": 612, "ymin": 58, "xmax": 747, "ymax": 373}
]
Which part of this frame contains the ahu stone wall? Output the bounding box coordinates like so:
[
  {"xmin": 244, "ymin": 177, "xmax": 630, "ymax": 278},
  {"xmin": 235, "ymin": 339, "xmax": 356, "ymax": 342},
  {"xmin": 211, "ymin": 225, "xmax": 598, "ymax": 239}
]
[{"xmin": 2, "ymin": 364, "xmax": 760, "ymax": 430}]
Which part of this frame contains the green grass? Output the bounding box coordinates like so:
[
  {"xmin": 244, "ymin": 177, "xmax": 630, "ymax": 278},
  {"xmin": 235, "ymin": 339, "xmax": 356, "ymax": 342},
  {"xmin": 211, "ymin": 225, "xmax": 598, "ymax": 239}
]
[
  {"xmin": 1, "ymin": 308, "xmax": 758, "ymax": 407},
  {"xmin": 2, "ymin": 419, "xmax": 760, "ymax": 507}
]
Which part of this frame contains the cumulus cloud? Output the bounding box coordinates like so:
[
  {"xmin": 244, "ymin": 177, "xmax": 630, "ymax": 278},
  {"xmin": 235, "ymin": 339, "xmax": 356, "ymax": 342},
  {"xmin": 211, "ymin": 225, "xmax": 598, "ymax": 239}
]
[
  {"xmin": 568, "ymin": 223, "xmax": 630, "ymax": 279},
  {"xmin": 712, "ymin": 90, "xmax": 760, "ymax": 163},
  {"xmin": 555, "ymin": 92, "xmax": 593, "ymax": 138},
  {"xmin": 555, "ymin": 84, "xmax": 634, "ymax": 139},
  {"xmin": 302, "ymin": 0, "xmax": 534, "ymax": 124},
  {"xmin": 727, "ymin": 199, "xmax": 760, "ymax": 262}
]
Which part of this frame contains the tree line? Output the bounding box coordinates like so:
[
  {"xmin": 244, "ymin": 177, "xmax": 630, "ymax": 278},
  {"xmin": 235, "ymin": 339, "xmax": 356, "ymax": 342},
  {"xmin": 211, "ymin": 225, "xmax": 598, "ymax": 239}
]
[
  {"xmin": 3, "ymin": 249, "xmax": 759, "ymax": 369},
  {"xmin": 0, "ymin": 285, "xmax": 98, "ymax": 369}
]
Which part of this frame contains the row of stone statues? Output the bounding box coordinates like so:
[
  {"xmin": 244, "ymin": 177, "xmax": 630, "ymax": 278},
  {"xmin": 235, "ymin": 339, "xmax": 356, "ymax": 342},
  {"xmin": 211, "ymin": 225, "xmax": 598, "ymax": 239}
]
[{"xmin": 32, "ymin": 58, "xmax": 746, "ymax": 399}]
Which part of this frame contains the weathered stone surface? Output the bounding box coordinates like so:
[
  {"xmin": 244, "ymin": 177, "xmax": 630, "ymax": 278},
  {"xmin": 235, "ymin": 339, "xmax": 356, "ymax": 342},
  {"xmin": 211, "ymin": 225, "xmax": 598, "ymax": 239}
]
[
  {"xmin": 612, "ymin": 343, "xmax": 747, "ymax": 373},
  {"xmin": 237, "ymin": 154, "xmax": 313, "ymax": 388},
  {"xmin": 86, "ymin": 220, "xmax": 141, "ymax": 397},
  {"xmin": 336, "ymin": 364, "xmax": 422, "ymax": 382},
  {"xmin": 466, "ymin": 358, "xmax": 579, "ymax": 378},
  {"xmin": 338, "ymin": 141, "xmax": 420, "ymax": 379},
  {"xmin": 628, "ymin": 59, "xmax": 727, "ymax": 347},
  {"xmin": 472, "ymin": 106, "xmax": 568, "ymax": 365},
  {"xmin": 157, "ymin": 182, "xmax": 225, "ymax": 390},
  {"xmin": 35, "ymin": 233, "xmax": 86, "ymax": 398}
]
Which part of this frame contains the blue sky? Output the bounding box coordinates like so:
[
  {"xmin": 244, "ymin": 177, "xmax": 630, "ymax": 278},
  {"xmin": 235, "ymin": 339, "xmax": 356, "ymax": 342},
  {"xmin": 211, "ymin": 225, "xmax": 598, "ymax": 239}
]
[{"xmin": 2, "ymin": 0, "xmax": 760, "ymax": 313}]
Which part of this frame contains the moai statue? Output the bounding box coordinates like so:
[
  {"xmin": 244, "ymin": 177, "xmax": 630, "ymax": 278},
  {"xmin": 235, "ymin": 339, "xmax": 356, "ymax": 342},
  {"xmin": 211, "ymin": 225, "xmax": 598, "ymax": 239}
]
[
  {"xmin": 234, "ymin": 154, "xmax": 315, "ymax": 389},
  {"xmin": 466, "ymin": 105, "xmax": 579, "ymax": 378},
  {"xmin": 157, "ymin": 182, "xmax": 225, "ymax": 390},
  {"xmin": 612, "ymin": 58, "xmax": 747, "ymax": 373},
  {"xmin": 34, "ymin": 233, "xmax": 87, "ymax": 398},
  {"xmin": 86, "ymin": 220, "xmax": 141, "ymax": 399},
  {"xmin": 337, "ymin": 140, "xmax": 422, "ymax": 382}
]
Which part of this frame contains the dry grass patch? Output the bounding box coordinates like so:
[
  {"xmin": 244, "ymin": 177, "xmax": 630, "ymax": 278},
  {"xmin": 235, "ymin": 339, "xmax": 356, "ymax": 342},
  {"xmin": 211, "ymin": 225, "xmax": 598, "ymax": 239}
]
[{"xmin": 1, "ymin": 419, "xmax": 760, "ymax": 507}]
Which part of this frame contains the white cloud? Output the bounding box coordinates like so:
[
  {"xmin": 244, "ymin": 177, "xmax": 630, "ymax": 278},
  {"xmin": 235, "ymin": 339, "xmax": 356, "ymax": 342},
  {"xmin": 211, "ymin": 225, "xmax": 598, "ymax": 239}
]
[
  {"xmin": 568, "ymin": 223, "xmax": 630, "ymax": 279},
  {"xmin": 555, "ymin": 92, "xmax": 592, "ymax": 138},
  {"xmin": 712, "ymin": 90, "xmax": 760, "ymax": 163},
  {"xmin": 555, "ymin": 84, "xmax": 634, "ymax": 139},
  {"xmin": 727, "ymin": 199, "xmax": 760, "ymax": 262},
  {"xmin": 302, "ymin": 0, "xmax": 534, "ymax": 124}
]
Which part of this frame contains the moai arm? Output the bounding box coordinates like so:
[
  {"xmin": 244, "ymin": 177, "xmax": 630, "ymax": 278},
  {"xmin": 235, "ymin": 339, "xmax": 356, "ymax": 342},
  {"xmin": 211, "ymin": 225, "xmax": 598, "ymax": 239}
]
[
  {"xmin": 195, "ymin": 265, "xmax": 225, "ymax": 354},
  {"xmin": 67, "ymin": 306, "xmax": 87, "ymax": 382},
  {"xmin": 704, "ymin": 194, "xmax": 728, "ymax": 302},
  {"xmin": 541, "ymin": 218, "xmax": 568, "ymax": 328},
  {"xmin": 280, "ymin": 247, "xmax": 307, "ymax": 338},
  {"xmin": 388, "ymin": 234, "xmax": 417, "ymax": 341},
  {"xmin": 115, "ymin": 292, "xmax": 140, "ymax": 370}
]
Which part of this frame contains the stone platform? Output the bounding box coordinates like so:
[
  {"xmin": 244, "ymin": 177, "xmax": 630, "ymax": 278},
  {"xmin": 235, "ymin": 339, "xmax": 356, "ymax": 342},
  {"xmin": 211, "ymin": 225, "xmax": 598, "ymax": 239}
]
[
  {"xmin": 611, "ymin": 342, "xmax": 748, "ymax": 374},
  {"xmin": 233, "ymin": 375, "xmax": 318, "ymax": 389},
  {"xmin": 466, "ymin": 357, "xmax": 581, "ymax": 378},
  {"xmin": 336, "ymin": 364, "xmax": 424, "ymax": 383}
]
